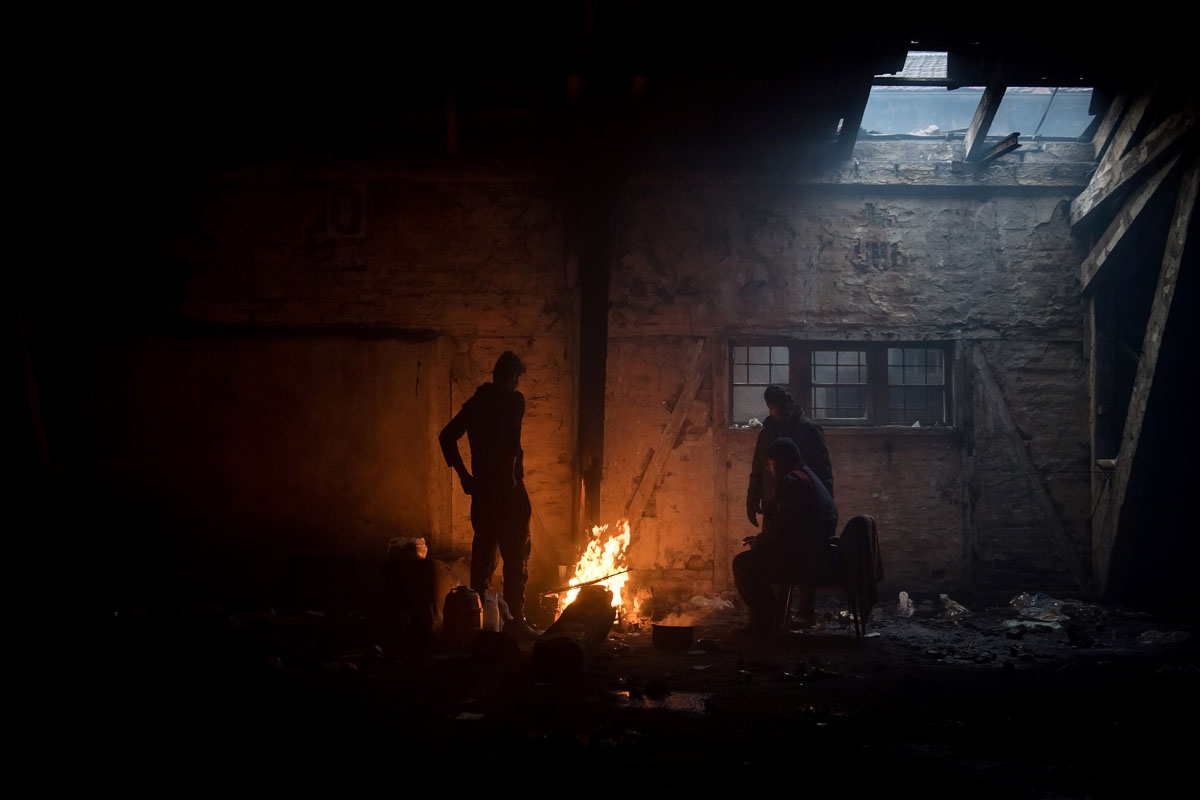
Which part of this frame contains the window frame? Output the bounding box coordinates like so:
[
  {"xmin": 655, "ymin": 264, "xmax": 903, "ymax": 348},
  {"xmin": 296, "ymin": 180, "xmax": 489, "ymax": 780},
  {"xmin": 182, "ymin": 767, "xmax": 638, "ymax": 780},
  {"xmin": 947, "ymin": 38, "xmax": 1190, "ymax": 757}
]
[{"xmin": 729, "ymin": 339, "xmax": 955, "ymax": 428}]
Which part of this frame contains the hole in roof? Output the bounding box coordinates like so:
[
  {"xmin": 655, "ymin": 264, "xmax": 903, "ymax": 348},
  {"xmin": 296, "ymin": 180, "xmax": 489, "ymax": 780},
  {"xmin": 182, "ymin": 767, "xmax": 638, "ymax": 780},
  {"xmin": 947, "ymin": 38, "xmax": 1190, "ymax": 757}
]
[{"xmin": 863, "ymin": 51, "xmax": 1095, "ymax": 140}]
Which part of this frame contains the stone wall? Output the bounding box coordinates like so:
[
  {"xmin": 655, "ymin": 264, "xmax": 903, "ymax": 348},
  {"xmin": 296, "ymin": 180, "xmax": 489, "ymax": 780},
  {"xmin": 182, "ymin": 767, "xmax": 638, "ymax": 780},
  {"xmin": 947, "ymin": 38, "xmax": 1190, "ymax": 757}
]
[
  {"xmin": 75, "ymin": 141, "xmax": 1096, "ymax": 613},
  {"xmin": 601, "ymin": 146, "xmax": 1093, "ymax": 607},
  {"xmin": 80, "ymin": 160, "xmax": 579, "ymax": 608}
]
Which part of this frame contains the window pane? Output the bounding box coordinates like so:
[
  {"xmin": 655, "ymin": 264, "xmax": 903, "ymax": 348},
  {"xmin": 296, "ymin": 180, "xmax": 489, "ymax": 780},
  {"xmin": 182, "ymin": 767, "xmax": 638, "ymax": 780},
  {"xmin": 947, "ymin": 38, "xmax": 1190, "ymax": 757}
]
[
  {"xmin": 836, "ymin": 387, "xmax": 866, "ymax": 417},
  {"xmin": 837, "ymin": 364, "xmax": 865, "ymax": 383},
  {"xmin": 731, "ymin": 344, "xmax": 792, "ymax": 424},
  {"xmin": 814, "ymin": 351, "xmax": 866, "ymax": 381},
  {"xmin": 740, "ymin": 341, "xmax": 949, "ymax": 425},
  {"xmin": 732, "ymin": 386, "xmax": 765, "ymax": 425},
  {"xmin": 862, "ymin": 84, "xmax": 985, "ymax": 137},
  {"xmin": 887, "ymin": 384, "xmax": 947, "ymax": 425},
  {"xmin": 928, "ymin": 387, "xmax": 945, "ymax": 420},
  {"xmin": 888, "ymin": 347, "xmax": 946, "ymax": 387},
  {"xmin": 813, "ymin": 364, "xmax": 837, "ymax": 383},
  {"xmin": 994, "ymin": 87, "xmax": 1096, "ymax": 139}
]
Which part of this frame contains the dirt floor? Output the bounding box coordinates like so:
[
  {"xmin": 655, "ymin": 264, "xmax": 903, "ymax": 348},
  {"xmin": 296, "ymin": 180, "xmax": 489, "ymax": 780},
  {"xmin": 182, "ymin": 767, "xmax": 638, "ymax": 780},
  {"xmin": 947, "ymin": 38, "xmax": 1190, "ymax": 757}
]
[{"xmin": 76, "ymin": 588, "xmax": 1199, "ymax": 797}]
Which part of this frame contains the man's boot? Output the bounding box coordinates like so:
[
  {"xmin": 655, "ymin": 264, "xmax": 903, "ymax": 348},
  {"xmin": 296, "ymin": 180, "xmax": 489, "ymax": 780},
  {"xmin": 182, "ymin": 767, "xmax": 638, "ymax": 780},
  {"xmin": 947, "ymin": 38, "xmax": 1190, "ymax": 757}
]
[{"xmin": 502, "ymin": 606, "xmax": 542, "ymax": 641}]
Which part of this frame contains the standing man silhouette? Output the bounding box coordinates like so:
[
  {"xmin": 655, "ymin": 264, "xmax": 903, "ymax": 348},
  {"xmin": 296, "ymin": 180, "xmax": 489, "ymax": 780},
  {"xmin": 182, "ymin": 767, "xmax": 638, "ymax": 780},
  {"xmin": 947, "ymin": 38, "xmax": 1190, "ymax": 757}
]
[{"xmin": 439, "ymin": 351, "xmax": 541, "ymax": 641}]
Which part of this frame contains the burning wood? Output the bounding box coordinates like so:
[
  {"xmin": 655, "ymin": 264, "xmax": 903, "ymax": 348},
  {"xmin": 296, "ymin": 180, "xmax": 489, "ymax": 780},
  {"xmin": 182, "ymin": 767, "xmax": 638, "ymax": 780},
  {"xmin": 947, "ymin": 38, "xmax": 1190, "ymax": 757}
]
[
  {"xmin": 533, "ymin": 584, "xmax": 617, "ymax": 678},
  {"xmin": 559, "ymin": 518, "xmax": 632, "ymax": 614},
  {"xmin": 539, "ymin": 568, "xmax": 630, "ymax": 597},
  {"xmin": 531, "ymin": 518, "xmax": 633, "ymax": 680}
]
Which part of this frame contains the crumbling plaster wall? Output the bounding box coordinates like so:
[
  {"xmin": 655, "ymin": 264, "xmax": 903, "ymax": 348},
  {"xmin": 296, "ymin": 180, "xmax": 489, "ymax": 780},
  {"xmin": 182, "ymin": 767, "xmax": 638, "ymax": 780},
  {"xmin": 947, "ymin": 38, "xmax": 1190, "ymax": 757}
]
[
  {"xmin": 604, "ymin": 167, "xmax": 1091, "ymax": 606},
  {"xmin": 84, "ymin": 163, "xmax": 578, "ymax": 606}
]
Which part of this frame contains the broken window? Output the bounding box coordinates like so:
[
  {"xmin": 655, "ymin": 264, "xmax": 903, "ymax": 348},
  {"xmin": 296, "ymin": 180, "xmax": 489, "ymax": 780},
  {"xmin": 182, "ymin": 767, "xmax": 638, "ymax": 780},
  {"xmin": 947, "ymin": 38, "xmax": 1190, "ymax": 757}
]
[
  {"xmin": 860, "ymin": 51, "xmax": 1094, "ymax": 140},
  {"xmin": 730, "ymin": 342, "xmax": 952, "ymax": 427}
]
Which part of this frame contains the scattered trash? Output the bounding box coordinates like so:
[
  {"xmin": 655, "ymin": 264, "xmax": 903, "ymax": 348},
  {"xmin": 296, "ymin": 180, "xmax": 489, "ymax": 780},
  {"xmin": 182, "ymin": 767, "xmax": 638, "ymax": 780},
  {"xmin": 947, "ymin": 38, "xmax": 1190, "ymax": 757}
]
[
  {"xmin": 681, "ymin": 595, "xmax": 735, "ymax": 615},
  {"xmin": 387, "ymin": 537, "xmax": 428, "ymax": 560},
  {"xmin": 1010, "ymin": 592, "xmax": 1070, "ymax": 621},
  {"xmin": 939, "ymin": 593, "xmax": 970, "ymax": 618},
  {"xmin": 482, "ymin": 592, "xmax": 512, "ymax": 632},
  {"xmin": 897, "ymin": 591, "xmax": 915, "ymax": 617},
  {"xmin": 1136, "ymin": 630, "xmax": 1192, "ymax": 646},
  {"xmin": 1065, "ymin": 624, "xmax": 1094, "ymax": 648},
  {"xmin": 1002, "ymin": 619, "xmax": 1062, "ymax": 631}
]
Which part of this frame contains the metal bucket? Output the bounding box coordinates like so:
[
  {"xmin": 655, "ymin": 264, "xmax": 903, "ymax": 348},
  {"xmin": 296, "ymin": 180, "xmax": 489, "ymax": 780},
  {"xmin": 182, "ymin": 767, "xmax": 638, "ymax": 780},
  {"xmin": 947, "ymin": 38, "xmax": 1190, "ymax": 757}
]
[{"xmin": 652, "ymin": 624, "xmax": 694, "ymax": 650}]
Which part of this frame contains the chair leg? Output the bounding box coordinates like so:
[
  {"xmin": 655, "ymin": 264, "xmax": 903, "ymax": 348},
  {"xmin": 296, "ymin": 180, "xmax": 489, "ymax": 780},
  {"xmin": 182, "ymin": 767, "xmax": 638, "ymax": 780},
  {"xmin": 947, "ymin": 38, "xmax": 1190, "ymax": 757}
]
[{"xmin": 846, "ymin": 587, "xmax": 865, "ymax": 638}]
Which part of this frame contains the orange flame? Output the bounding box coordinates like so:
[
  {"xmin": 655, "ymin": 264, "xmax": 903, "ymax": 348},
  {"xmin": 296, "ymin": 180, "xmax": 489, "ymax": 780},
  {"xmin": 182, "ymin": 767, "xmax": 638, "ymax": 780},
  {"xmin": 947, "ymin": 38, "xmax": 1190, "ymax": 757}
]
[{"xmin": 564, "ymin": 518, "xmax": 631, "ymax": 612}]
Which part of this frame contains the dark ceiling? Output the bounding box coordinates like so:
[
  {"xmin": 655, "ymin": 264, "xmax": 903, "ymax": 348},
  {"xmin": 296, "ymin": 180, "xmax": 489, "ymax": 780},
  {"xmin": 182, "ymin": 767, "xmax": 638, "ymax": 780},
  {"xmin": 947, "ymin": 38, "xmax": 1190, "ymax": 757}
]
[{"xmin": 10, "ymin": 5, "xmax": 1190, "ymax": 179}]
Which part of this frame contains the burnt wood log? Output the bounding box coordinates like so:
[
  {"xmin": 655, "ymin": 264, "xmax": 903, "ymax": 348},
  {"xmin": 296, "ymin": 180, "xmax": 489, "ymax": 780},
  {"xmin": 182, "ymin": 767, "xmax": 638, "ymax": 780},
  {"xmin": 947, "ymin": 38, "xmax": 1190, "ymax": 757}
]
[{"xmin": 532, "ymin": 585, "xmax": 616, "ymax": 678}]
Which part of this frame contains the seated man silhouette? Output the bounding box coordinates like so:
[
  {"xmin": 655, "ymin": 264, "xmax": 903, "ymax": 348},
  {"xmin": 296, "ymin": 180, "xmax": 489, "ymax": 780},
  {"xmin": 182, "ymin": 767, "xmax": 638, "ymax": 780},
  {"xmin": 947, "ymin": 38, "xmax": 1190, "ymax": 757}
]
[{"xmin": 733, "ymin": 436, "xmax": 839, "ymax": 638}]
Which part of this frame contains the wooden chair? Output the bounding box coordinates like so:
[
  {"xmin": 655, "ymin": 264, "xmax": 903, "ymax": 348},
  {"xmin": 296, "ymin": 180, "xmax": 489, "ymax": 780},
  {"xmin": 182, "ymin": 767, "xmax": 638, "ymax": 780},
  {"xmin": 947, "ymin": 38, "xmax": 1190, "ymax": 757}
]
[{"xmin": 778, "ymin": 514, "xmax": 884, "ymax": 639}]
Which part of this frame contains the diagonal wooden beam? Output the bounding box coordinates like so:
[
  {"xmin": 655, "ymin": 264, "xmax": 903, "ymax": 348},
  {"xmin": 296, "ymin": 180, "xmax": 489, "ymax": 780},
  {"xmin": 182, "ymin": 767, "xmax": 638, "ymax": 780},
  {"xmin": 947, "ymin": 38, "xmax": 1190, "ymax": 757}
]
[
  {"xmin": 971, "ymin": 345, "xmax": 1091, "ymax": 594},
  {"xmin": 1080, "ymin": 153, "xmax": 1182, "ymax": 294},
  {"xmin": 964, "ymin": 84, "xmax": 1007, "ymax": 163},
  {"xmin": 1095, "ymin": 155, "xmax": 1198, "ymax": 592},
  {"xmin": 1099, "ymin": 84, "xmax": 1157, "ymax": 165},
  {"xmin": 623, "ymin": 338, "xmax": 709, "ymax": 521},
  {"xmin": 835, "ymin": 76, "xmax": 874, "ymax": 161},
  {"xmin": 1071, "ymin": 98, "xmax": 1198, "ymax": 229},
  {"xmin": 1091, "ymin": 91, "xmax": 1129, "ymax": 161}
]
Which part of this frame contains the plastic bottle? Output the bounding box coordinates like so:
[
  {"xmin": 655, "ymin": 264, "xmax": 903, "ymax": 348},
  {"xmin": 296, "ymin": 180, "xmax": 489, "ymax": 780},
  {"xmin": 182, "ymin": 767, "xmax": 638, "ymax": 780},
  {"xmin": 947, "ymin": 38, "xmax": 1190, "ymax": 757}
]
[{"xmin": 483, "ymin": 591, "xmax": 502, "ymax": 632}]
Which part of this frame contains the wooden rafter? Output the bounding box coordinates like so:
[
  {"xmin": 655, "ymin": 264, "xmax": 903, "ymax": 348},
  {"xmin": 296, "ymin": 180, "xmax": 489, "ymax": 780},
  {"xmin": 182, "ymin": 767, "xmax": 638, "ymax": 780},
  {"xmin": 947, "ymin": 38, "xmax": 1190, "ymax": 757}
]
[
  {"xmin": 1091, "ymin": 91, "xmax": 1129, "ymax": 161},
  {"xmin": 1080, "ymin": 154, "xmax": 1182, "ymax": 294},
  {"xmin": 963, "ymin": 84, "xmax": 1007, "ymax": 163},
  {"xmin": 836, "ymin": 76, "xmax": 874, "ymax": 160},
  {"xmin": 1071, "ymin": 97, "xmax": 1197, "ymax": 229},
  {"xmin": 1095, "ymin": 156, "xmax": 1198, "ymax": 591}
]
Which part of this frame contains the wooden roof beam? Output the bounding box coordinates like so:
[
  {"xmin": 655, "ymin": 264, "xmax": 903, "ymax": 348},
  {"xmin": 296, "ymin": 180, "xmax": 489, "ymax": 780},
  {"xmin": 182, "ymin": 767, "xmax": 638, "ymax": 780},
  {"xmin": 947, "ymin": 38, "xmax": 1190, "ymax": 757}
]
[
  {"xmin": 1093, "ymin": 155, "xmax": 1197, "ymax": 594},
  {"xmin": 1070, "ymin": 98, "xmax": 1198, "ymax": 230},
  {"xmin": 1079, "ymin": 154, "xmax": 1181, "ymax": 294},
  {"xmin": 963, "ymin": 84, "xmax": 1007, "ymax": 162}
]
